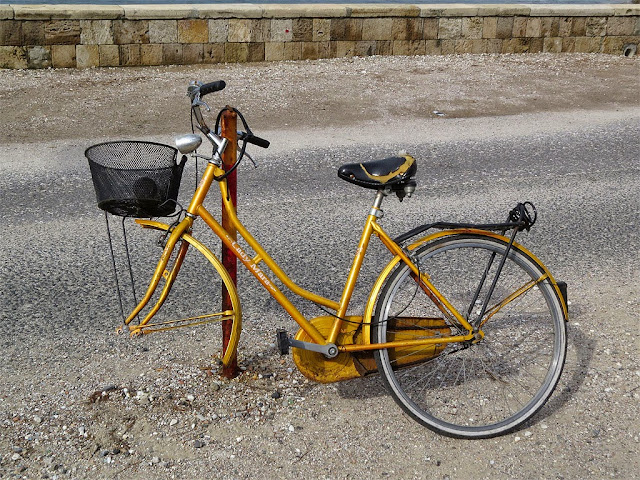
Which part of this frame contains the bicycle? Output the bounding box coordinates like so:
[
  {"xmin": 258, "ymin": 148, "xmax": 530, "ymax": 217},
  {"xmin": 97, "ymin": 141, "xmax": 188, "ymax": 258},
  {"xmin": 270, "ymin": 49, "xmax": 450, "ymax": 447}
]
[{"xmin": 86, "ymin": 80, "xmax": 568, "ymax": 439}]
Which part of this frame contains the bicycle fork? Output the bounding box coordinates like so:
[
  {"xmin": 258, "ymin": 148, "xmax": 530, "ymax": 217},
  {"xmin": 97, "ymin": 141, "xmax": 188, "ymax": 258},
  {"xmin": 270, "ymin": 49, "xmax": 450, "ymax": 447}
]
[{"xmin": 118, "ymin": 217, "xmax": 194, "ymax": 334}]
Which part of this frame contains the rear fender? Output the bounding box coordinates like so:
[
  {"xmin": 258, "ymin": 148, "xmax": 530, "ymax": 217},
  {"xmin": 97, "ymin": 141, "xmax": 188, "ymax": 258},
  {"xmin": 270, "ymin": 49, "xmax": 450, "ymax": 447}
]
[{"xmin": 363, "ymin": 228, "xmax": 567, "ymax": 344}]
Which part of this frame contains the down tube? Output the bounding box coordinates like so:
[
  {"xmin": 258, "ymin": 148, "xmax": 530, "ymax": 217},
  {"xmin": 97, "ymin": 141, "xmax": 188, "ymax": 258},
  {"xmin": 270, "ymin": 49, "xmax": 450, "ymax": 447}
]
[{"xmin": 196, "ymin": 205, "xmax": 327, "ymax": 346}]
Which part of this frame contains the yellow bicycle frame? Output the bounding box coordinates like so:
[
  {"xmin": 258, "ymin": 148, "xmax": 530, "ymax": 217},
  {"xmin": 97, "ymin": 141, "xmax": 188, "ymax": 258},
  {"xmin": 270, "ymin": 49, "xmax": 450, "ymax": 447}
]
[
  {"xmin": 214, "ymin": 164, "xmax": 482, "ymax": 346},
  {"xmin": 124, "ymin": 158, "xmax": 566, "ymax": 367}
]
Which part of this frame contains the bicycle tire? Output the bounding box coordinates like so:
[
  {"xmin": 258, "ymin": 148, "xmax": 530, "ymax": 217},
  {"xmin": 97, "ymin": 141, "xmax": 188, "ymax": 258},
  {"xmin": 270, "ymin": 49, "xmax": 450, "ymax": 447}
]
[
  {"xmin": 128, "ymin": 223, "xmax": 242, "ymax": 367},
  {"xmin": 373, "ymin": 234, "xmax": 567, "ymax": 439}
]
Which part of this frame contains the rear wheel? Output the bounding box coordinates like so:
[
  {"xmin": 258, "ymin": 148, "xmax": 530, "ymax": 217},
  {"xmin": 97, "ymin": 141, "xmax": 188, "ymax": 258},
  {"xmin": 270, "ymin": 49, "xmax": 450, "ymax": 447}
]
[{"xmin": 373, "ymin": 234, "xmax": 566, "ymax": 438}]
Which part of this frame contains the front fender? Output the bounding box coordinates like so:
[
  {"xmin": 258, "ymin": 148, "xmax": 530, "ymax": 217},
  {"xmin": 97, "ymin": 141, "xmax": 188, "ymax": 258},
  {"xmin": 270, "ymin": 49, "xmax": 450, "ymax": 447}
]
[{"xmin": 135, "ymin": 218, "xmax": 172, "ymax": 232}]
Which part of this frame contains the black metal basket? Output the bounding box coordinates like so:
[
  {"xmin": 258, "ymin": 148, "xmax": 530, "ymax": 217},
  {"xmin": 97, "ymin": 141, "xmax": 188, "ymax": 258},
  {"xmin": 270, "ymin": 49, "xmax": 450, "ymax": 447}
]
[{"xmin": 86, "ymin": 141, "xmax": 185, "ymax": 218}]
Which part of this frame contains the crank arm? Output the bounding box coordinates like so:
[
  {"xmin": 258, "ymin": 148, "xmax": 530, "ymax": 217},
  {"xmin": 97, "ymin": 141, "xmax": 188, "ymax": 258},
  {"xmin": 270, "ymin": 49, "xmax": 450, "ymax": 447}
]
[{"xmin": 277, "ymin": 330, "xmax": 338, "ymax": 359}]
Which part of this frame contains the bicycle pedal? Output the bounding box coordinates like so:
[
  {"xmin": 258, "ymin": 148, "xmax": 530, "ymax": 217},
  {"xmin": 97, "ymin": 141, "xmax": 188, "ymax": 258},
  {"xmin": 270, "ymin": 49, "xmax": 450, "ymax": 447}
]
[{"xmin": 276, "ymin": 329, "xmax": 290, "ymax": 355}]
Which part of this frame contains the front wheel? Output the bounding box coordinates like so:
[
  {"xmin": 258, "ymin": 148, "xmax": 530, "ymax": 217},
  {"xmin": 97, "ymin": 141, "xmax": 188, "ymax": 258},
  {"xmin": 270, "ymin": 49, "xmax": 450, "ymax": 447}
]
[{"xmin": 373, "ymin": 234, "xmax": 567, "ymax": 439}]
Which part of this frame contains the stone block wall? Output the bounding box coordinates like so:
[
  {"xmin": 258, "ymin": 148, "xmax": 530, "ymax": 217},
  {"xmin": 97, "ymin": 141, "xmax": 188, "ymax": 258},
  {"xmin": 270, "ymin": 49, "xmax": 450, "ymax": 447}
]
[{"xmin": 1, "ymin": 4, "xmax": 639, "ymax": 68}]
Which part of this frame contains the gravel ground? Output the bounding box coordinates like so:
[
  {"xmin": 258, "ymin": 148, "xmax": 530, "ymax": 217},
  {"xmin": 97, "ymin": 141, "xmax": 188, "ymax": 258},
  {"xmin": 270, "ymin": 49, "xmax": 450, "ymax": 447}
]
[
  {"xmin": 1, "ymin": 53, "xmax": 639, "ymax": 143},
  {"xmin": 0, "ymin": 53, "xmax": 639, "ymax": 479}
]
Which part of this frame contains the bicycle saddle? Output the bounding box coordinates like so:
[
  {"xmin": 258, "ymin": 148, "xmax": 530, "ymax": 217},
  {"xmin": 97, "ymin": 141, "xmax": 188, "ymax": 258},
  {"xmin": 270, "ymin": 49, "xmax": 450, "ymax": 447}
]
[{"xmin": 338, "ymin": 154, "xmax": 416, "ymax": 190}]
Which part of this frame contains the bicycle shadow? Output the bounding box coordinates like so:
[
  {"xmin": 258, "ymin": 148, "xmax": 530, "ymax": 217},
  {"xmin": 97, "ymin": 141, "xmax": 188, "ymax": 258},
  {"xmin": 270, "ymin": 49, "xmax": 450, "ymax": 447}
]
[
  {"xmin": 532, "ymin": 322, "xmax": 594, "ymax": 424},
  {"xmin": 334, "ymin": 371, "xmax": 388, "ymax": 399}
]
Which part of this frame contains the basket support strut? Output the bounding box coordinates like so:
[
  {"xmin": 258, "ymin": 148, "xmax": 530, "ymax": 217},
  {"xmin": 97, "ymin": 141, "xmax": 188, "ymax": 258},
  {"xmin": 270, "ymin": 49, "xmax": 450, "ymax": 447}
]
[{"xmin": 220, "ymin": 107, "xmax": 239, "ymax": 378}]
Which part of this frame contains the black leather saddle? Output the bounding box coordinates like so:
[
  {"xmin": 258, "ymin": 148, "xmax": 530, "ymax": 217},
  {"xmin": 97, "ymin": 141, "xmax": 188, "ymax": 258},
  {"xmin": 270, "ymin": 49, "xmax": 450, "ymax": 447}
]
[{"xmin": 338, "ymin": 154, "xmax": 417, "ymax": 190}]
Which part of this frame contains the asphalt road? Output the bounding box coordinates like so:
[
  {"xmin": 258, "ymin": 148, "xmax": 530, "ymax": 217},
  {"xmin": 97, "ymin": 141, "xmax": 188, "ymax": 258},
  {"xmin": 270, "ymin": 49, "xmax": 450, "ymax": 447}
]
[{"xmin": 1, "ymin": 111, "xmax": 638, "ymax": 344}]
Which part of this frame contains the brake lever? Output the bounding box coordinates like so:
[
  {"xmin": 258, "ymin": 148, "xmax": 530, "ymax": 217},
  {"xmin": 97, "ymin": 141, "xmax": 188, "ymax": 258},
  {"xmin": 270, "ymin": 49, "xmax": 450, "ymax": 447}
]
[
  {"xmin": 187, "ymin": 83, "xmax": 211, "ymax": 112},
  {"xmin": 193, "ymin": 96, "xmax": 211, "ymax": 112}
]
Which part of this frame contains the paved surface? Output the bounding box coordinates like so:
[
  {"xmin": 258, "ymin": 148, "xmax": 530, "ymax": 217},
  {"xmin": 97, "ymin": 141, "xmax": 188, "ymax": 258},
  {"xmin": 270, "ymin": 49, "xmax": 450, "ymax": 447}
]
[{"xmin": 0, "ymin": 54, "xmax": 639, "ymax": 479}]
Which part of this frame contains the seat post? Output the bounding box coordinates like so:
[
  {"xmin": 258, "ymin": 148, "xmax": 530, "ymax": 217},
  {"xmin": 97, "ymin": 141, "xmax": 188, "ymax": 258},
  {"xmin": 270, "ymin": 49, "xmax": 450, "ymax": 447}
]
[{"xmin": 370, "ymin": 189, "xmax": 387, "ymax": 217}]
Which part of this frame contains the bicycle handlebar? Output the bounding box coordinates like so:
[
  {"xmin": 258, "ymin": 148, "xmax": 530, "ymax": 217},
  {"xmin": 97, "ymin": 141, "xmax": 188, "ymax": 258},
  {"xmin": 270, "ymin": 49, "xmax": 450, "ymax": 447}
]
[
  {"xmin": 199, "ymin": 80, "xmax": 226, "ymax": 96},
  {"xmin": 186, "ymin": 80, "xmax": 270, "ymax": 175},
  {"xmin": 241, "ymin": 132, "xmax": 270, "ymax": 149}
]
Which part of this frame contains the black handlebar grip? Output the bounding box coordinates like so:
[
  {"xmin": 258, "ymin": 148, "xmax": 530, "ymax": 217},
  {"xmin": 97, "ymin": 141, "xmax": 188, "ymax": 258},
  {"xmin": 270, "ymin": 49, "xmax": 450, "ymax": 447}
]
[
  {"xmin": 246, "ymin": 134, "xmax": 270, "ymax": 149},
  {"xmin": 199, "ymin": 80, "xmax": 226, "ymax": 96}
]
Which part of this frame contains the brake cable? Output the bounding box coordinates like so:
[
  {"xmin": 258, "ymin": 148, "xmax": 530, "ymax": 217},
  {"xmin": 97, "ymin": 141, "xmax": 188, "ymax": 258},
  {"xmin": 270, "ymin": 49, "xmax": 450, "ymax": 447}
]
[{"xmin": 212, "ymin": 107, "xmax": 254, "ymax": 182}]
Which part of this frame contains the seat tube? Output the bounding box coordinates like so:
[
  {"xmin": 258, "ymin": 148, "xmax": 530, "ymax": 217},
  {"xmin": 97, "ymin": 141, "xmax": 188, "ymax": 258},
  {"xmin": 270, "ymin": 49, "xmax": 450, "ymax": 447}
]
[{"xmin": 327, "ymin": 190, "xmax": 385, "ymax": 343}]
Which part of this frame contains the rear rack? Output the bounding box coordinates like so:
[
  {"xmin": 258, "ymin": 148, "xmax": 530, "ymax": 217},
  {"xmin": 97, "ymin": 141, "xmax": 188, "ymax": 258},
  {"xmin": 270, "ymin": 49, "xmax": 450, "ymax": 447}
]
[{"xmin": 394, "ymin": 202, "xmax": 537, "ymax": 244}]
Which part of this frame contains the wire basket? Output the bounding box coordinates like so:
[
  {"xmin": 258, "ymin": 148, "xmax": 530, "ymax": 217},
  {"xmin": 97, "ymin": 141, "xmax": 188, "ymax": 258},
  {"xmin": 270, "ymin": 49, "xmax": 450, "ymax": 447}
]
[{"xmin": 86, "ymin": 141, "xmax": 185, "ymax": 218}]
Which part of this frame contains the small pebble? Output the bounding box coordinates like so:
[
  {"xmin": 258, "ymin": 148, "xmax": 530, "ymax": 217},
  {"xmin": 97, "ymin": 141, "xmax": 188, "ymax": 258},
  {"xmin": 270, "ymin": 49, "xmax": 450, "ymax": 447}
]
[
  {"xmin": 137, "ymin": 393, "xmax": 150, "ymax": 404},
  {"xmin": 170, "ymin": 419, "xmax": 178, "ymax": 426},
  {"xmin": 194, "ymin": 439, "xmax": 205, "ymax": 448}
]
